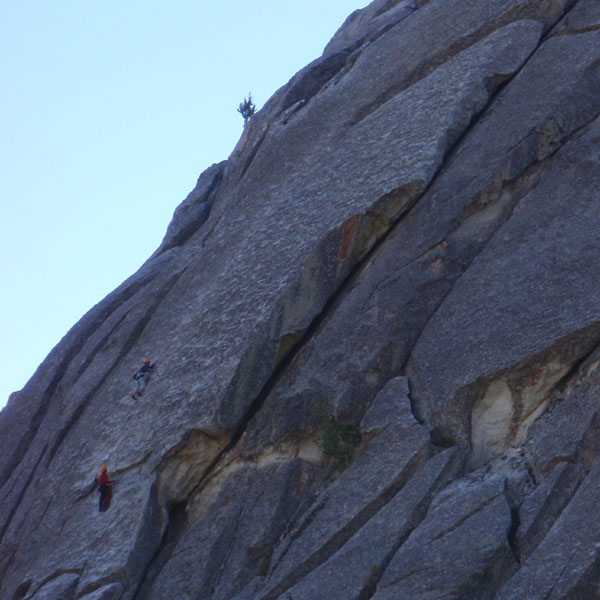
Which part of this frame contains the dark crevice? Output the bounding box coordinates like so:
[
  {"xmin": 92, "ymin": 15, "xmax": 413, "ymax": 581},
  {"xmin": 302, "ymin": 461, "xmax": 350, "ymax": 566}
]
[
  {"xmin": 504, "ymin": 483, "xmax": 522, "ymax": 565},
  {"xmin": 264, "ymin": 468, "xmax": 336, "ymax": 576},
  {"xmin": 358, "ymin": 450, "xmax": 465, "ymax": 600},
  {"xmin": 184, "ymin": 188, "xmax": 427, "ymax": 506},
  {"xmin": 183, "ymin": 189, "xmax": 431, "ymax": 510},
  {"xmin": 210, "ymin": 484, "xmax": 271, "ymax": 598},
  {"xmin": 433, "ymin": 493, "xmax": 502, "ymax": 544},
  {"xmin": 132, "ymin": 501, "xmax": 187, "ymax": 600},
  {"xmin": 278, "ymin": 50, "xmax": 353, "ymax": 115},
  {"xmin": 554, "ymin": 338, "xmax": 600, "ymax": 393},
  {"xmin": 518, "ymin": 464, "xmax": 586, "ymax": 562},
  {"xmin": 282, "ymin": 99, "xmax": 308, "ymax": 125},
  {"xmin": 11, "ymin": 578, "xmax": 31, "ymax": 600},
  {"xmin": 266, "ymin": 498, "xmax": 329, "ymax": 577},
  {"xmin": 546, "ymin": 0, "xmax": 585, "ymax": 37},
  {"xmin": 237, "ymin": 129, "xmax": 269, "ymax": 183}
]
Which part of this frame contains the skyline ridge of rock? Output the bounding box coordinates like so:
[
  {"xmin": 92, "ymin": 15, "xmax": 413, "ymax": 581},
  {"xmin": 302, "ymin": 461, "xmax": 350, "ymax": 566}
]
[{"xmin": 3, "ymin": 0, "xmax": 600, "ymax": 598}]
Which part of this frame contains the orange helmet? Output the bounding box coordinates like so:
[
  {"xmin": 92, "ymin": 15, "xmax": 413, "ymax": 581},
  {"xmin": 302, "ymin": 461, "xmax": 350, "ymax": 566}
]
[
  {"xmin": 143, "ymin": 358, "xmax": 151, "ymax": 364},
  {"xmin": 100, "ymin": 465, "xmax": 107, "ymax": 473}
]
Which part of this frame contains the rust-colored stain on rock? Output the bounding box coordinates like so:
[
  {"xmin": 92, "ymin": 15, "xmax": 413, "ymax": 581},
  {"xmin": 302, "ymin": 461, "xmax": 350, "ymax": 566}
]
[{"xmin": 338, "ymin": 214, "xmax": 362, "ymax": 262}]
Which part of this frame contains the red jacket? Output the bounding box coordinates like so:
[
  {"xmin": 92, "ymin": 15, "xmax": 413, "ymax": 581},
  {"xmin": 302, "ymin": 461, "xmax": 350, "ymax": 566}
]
[{"xmin": 98, "ymin": 473, "xmax": 115, "ymax": 486}]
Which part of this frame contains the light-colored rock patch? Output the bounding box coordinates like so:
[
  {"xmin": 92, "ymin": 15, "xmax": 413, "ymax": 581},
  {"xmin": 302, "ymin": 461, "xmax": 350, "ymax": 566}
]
[{"xmin": 471, "ymin": 379, "xmax": 514, "ymax": 467}]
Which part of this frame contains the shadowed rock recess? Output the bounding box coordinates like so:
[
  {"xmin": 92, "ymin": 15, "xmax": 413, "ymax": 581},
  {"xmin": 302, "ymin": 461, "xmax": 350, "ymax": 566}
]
[{"xmin": 3, "ymin": 0, "xmax": 600, "ymax": 598}]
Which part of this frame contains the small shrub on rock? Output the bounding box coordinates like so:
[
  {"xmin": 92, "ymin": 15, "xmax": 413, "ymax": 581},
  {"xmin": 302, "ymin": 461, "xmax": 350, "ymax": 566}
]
[
  {"xmin": 237, "ymin": 93, "xmax": 256, "ymax": 126},
  {"xmin": 313, "ymin": 403, "xmax": 361, "ymax": 468}
]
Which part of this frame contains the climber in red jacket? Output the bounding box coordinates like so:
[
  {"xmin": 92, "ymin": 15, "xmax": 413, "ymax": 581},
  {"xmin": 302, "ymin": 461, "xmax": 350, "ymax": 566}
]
[{"xmin": 97, "ymin": 465, "xmax": 116, "ymax": 512}]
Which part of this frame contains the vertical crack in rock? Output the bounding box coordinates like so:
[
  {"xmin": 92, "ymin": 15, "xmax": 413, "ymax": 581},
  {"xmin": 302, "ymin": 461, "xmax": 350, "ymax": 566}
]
[
  {"xmin": 209, "ymin": 480, "xmax": 272, "ymax": 598},
  {"xmin": 131, "ymin": 501, "xmax": 187, "ymax": 600},
  {"xmin": 504, "ymin": 481, "xmax": 522, "ymax": 566},
  {"xmin": 237, "ymin": 129, "xmax": 269, "ymax": 182},
  {"xmin": 209, "ymin": 509, "xmax": 247, "ymax": 597},
  {"xmin": 517, "ymin": 464, "xmax": 586, "ymax": 564},
  {"xmin": 352, "ymin": 449, "xmax": 465, "ymax": 600}
]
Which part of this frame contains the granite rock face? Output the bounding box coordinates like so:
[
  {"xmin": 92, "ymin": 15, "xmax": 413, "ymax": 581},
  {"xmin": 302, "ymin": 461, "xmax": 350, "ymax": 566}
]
[{"xmin": 2, "ymin": 1, "xmax": 600, "ymax": 598}]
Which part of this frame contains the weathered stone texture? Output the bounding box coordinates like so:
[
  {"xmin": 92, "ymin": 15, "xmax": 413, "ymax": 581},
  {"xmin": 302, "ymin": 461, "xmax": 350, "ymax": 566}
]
[
  {"xmin": 154, "ymin": 160, "xmax": 228, "ymax": 255},
  {"xmin": 259, "ymin": 378, "xmax": 433, "ymax": 599},
  {"xmin": 3, "ymin": 0, "xmax": 600, "ymax": 598},
  {"xmin": 498, "ymin": 458, "xmax": 600, "ymax": 600},
  {"xmin": 280, "ymin": 447, "xmax": 463, "ymax": 600},
  {"xmin": 373, "ymin": 476, "xmax": 515, "ymax": 599},
  {"xmin": 143, "ymin": 459, "xmax": 317, "ymax": 600}
]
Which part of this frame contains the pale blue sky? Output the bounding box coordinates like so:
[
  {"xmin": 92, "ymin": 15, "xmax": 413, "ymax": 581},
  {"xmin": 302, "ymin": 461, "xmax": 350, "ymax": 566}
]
[{"xmin": 0, "ymin": 1, "xmax": 364, "ymax": 409}]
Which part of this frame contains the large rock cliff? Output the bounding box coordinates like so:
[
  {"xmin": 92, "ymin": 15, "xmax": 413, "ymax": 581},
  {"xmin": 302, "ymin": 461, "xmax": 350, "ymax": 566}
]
[{"xmin": 2, "ymin": 1, "xmax": 600, "ymax": 598}]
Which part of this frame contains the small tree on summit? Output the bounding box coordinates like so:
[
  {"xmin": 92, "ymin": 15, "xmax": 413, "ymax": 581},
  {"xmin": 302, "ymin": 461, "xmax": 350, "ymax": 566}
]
[{"xmin": 237, "ymin": 93, "xmax": 256, "ymax": 126}]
